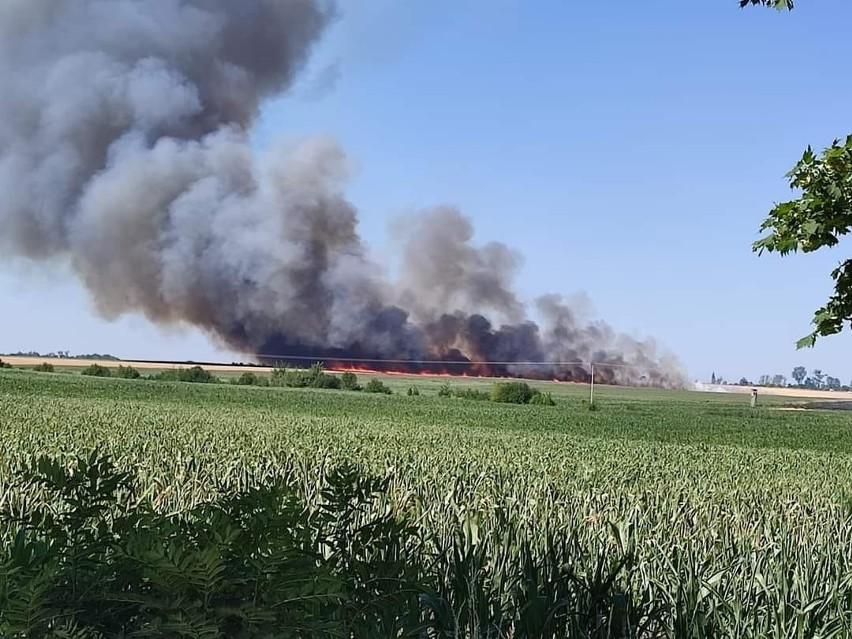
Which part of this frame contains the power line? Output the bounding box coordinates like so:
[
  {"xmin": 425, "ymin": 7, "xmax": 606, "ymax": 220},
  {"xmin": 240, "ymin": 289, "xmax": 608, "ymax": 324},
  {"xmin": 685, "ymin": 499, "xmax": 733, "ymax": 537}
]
[{"xmin": 250, "ymin": 353, "xmax": 655, "ymax": 370}]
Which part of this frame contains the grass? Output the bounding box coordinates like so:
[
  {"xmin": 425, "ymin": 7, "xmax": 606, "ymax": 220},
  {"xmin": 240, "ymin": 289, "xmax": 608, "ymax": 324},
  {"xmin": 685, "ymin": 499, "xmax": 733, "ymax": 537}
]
[
  {"xmin": 0, "ymin": 367, "xmax": 842, "ymax": 452},
  {"xmin": 0, "ymin": 369, "xmax": 850, "ymax": 636}
]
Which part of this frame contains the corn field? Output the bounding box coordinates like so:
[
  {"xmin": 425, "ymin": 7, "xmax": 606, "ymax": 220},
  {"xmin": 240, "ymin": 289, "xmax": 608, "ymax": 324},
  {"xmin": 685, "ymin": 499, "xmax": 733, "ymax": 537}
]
[{"xmin": 0, "ymin": 370, "xmax": 851, "ymax": 637}]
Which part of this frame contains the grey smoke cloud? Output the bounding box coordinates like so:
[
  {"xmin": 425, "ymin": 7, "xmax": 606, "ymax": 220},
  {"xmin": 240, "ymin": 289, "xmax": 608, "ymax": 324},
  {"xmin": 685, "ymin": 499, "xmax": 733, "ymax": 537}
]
[
  {"xmin": 0, "ymin": 0, "xmax": 688, "ymax": 387},
  {"xmin": 396, "ymin": 207, "xmax": 526, "ymax": 326}
]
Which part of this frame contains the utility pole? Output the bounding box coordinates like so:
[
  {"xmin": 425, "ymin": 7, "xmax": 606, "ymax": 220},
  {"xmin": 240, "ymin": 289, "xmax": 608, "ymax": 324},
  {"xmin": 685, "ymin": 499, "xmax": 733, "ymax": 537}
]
[{"xmin": 589, "ymin": 362, "xmax": 595, "ymax": 406}]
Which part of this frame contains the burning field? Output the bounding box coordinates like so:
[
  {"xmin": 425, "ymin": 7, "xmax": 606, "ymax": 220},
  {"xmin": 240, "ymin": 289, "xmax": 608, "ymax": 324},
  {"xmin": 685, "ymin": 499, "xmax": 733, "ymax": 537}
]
[{"xmin": 0, "ymin": 0, "xmax": 686, "ymax": 388}]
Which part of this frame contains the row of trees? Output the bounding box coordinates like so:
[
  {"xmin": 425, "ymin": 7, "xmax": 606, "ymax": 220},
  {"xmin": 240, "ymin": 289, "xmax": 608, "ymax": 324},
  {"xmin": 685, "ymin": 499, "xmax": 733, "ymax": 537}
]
[
  {"xmin": 713, "ymin": 368, "xmax": 850, "ymax": 391},
  {"xmin": 750, "ymin": 370, "xmax": 846, "ymax": 390},
  {"xmin": 2, "ymin": 350, "xmax": 119, "ymax": 360},
  {"xmin": 788, "ymin": 366, "xmax": 845, "ymax": 390}
]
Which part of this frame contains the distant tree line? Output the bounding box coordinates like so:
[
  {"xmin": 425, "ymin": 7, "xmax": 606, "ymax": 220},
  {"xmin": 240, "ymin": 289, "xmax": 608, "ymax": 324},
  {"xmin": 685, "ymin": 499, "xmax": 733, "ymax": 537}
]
[
  {"xmin": 712, "ymin": 368, "xmax": 850, "ymax": 391},
  {"xmin": 2, "ymin": 350, "xmax": 119, "ymax": 361}
]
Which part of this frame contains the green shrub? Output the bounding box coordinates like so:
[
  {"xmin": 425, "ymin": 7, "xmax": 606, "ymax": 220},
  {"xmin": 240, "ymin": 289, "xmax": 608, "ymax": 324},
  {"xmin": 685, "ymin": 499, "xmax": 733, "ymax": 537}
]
[
  {"xmin": 490, "ymin": 382, "xmax": 554, "ymax": 405},
  {"xmin": 454, "ymin": 388, "xmax": 490, "ymax": 401},
  {"xmin": 32, "ymin": 362, "xmax": 55, "ymax": 373},
  {"xmin": 283, "ymin": 369, "xmax": 309, "ymax": 388},
  {"xmin": 234, "ymin": 371, "xmax": 260, "ymax": 386},
  {"xmin": 270, "ymin": 366, "xmax": 288, "ymax": 387},
  {"xmin": 490, "ymin": 381, "xmax": 535, "ymax": 404},
  {"xmin": 0, "ymin": 452, "xmax": 422, "ymax": 638},
  {"xmin": 407, "ymin": 386, "xmax": 420, "ymax": 396},
  {"xmin": 116, "ymin": 365, "xmax": 141, "ymax": 379},
  {"xmin": 278, "ymin": 363, "xmax": 342, "ymax": 390},
  {"xmin": 232, "ymin": 372, "xmax": 268, "ymax": 387},
  {"xmin": 183, "ymin": 366, "xmax": 217, "ymax": 384},
  {"xmin": 341, "ymin": 371, "xmax": 361, "ymax": 391},
  {"xmin": 81, "ymin": 363, "xmax": 112, "ymax": 378},
  {"xmin": 311, "ymin": 372, "xmax": 342, "ymax": 390},
  {"xmin": 150, "ymin": 366, "xmax": 218, "ymax": 384},
  {"xmin": 364, "ymin": 379, "xmax": 392, "ymax": 395},
  {"xmin": 438, "ymin": 384, "xmax": 489, "ymax": 401},
  {"xmin": 305, "ymin": 363, "xmax": 340, "ymax": 389},
  {"xmin": 530, "ymin": 391, "xmax": 556, "ymax": 406}
]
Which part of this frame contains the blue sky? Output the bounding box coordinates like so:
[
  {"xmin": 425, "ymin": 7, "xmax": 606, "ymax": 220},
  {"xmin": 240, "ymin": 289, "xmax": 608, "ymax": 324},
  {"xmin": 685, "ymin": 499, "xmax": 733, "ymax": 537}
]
[{"xmin": 3, "ymin": 0, "xmax": 852, "ymax": 383}]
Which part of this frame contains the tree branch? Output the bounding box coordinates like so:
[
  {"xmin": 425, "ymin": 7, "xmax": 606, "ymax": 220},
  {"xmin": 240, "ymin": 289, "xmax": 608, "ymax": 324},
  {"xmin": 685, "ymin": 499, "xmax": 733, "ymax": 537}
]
[{"xmin": 739, "ymin": 0, "xmax": 793, "ymax": 9}]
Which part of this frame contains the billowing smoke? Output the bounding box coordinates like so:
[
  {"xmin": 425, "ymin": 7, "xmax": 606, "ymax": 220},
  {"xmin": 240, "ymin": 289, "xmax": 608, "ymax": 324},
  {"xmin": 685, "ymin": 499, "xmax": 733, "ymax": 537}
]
[{"xmin": 0, "ymin": 0, "xmax": 687, "ymax": 387}]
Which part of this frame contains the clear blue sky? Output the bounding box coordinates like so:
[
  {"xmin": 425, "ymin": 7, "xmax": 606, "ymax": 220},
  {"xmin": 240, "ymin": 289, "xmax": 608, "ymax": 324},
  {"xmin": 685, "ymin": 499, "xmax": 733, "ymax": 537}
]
[{"xmin": 3, "ymin": 0, "xmax": 852, "ymax": 383}]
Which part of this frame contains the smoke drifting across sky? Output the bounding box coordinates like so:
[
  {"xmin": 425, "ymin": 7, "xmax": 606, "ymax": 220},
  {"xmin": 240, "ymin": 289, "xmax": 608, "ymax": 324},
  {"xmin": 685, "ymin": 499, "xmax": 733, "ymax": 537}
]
[{"xmin": 0, "ymin": 0, "xmax": 687, "ymax": 387}]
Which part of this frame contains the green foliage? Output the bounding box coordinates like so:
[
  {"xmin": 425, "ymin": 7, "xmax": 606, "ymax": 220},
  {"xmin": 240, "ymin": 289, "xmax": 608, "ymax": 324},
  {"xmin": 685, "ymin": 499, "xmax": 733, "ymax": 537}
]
[
  {"xmin": 530, "ymin": 391, "xmax": 556, "ymax": 406},
  {"xmin": 80, "ymin": 363, "xmax": 111, "ymax": 378},
  {"xmin": 304, "ymin": 363, "xmax": 342, "ymax": 390},
  {"xmin": 115, "ymin": 365, "xmax": 140, "ymax": 379},
  {"xmin": 340, "ymin": 371, "xmax": 361, "ymax": 391},
  {"xmin": 407, "ymin": 386, "xmax": 420, "ymax": 396},
  {"xmin": 270, "ymin": 366, "xmax": 289, "ymax": 387},
  {"xmin": 363, "ymin": 379, "xmax": 392, "ymax": 395},
  {"xmin": 437, "ymin": 383, "xmax": 489, "ymax": 400},
  {"xmin": 276, "ymin": 363, "xmax": 342, "ymax": 390},
  {"xmin": 460, "ymin": 388, "xmax": 490, "ymax": 401},
  {"xmin": 182, "ymin": 366, "xmax": 218, "ymax": 384},
  {"xmin": 233, "ymin": 371, "xmax": 264, "ymax": 386},
  {"xmin": 0, "ymin": 452, "xmax": 424, "ymax": 638},
  {"xmin": 282, "ymin": 370, "xmax": 310, "ymax": 388},
  {"xmin": 748, "ymin": 0, "xmax": 852, "ymax": 347},
  {"xmin": 753, "ymin": 137, "xmax": 852, "ymax": 347},
  {"xmin": 740, "ymin": 0, "xmax": 793, "ymax": 9},
  {"xmin": 32, "ymin": 363, "xmax": 54, "ymax": 373},
  {"xmin": 0, "ymin": 359, "xmax": 11, "ymax": 369},
  {"xmin": 490, "ymin": 380, "xmax": 536, "ymax": 404},
  {"xmin": 458, "ymin": 388, "xmax": 489, "ymax": 401},
  {"xmin": 150, "ymin": 366, "xmax": 218, "ymax": 384}
]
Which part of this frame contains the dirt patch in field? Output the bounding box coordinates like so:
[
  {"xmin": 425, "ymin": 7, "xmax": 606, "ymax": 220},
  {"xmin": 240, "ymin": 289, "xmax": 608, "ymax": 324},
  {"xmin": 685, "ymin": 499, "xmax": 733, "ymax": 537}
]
[{"xmin": 795, "ymin": 401, "xmax": 852, "ymax": 412}]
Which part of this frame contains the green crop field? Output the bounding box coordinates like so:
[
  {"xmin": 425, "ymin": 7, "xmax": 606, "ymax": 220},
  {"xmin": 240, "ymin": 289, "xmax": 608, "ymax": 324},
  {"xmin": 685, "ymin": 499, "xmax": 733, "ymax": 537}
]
[{"xmin": 0, "ymin": 368, "xmax": 850, "ymax": 637}]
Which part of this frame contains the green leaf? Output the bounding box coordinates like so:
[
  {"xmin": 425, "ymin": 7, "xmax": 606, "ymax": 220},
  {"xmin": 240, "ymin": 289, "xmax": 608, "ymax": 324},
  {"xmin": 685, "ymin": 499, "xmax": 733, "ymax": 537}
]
[
  {"xmin": 739, "ymin": 0, "xmax": 793, "ymax": 10},
  {"xmin": 795, "ymin": 333, "xmax": 817, "ymax": 350},
  {"xmin": 755, "ymin": 134, "xmax": 852, "ymax": 345}
]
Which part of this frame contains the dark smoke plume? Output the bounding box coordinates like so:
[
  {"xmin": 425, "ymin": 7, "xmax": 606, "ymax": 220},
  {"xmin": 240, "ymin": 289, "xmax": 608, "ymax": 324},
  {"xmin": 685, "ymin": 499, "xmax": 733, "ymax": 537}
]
[{"xmin": 0, "ymin": 0, "xmax": 687, "ymax": 388}]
